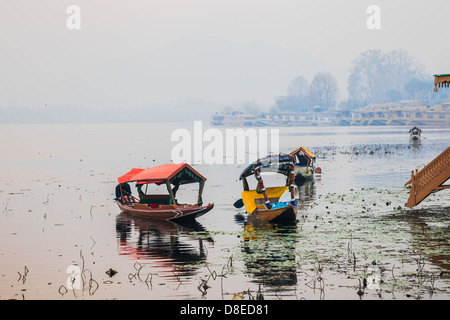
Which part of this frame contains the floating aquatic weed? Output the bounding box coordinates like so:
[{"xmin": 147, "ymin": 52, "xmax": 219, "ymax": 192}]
[
  {"xmin": 17, "ymin": 266, "xmax": 29, "ymax": 284},
  {"xmin": 105, "ymin": 268, "xmax": 117, "ymax": 277},
  {"xmin": 188, "ymin": 231, "xmax": 211, "ymax": 239}
]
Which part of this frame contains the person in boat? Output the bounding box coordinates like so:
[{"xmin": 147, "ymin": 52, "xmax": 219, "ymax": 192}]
[
  {"xmin": 410, "ymin": 126, "xmax": 421, "ymax": 135},
  {"xmin": 115, "ymin": 182, "xmax": 133, "ymax": 204}
]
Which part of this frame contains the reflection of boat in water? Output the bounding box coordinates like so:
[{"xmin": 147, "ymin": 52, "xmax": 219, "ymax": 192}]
[
  {"xmin": 116, "ymin": 213, "xmax": 213, "ymax": 277},
  {"xmin": 239, "ymin": 154, "xmax": 299, "ymax": 223},
  {"xmin": 289, "ymin": 146, "xmax": 321, "ymax": 184},
  {"xmin": 409, "ymin": 126, "xmax": 421, "ymax": 141},
  {"xmin": 115, "ymin": 163, "xmax": 214, "ymax": 222},
  {"xmin": 297, "ymin": 178, "xmax": 316, "ymax": 205},
  {"xmin": 241, "ymin": 221, "xmax": 298, "ymax": 288}
]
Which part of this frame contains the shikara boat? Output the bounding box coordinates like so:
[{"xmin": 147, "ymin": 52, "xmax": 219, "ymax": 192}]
[
  {"xmin": 409, "ymin": 126, "xmax": 421, "ymax": 140},
  {"xmin": 239, "ymin": 154, "xmax": 299, "ymax": 222},
  {"xmin": 289, "ymin": 146, "xmax": 320, "ymax": 183},
  {"xmin": 115, "ymin": 163, "xmax": 214, "ymax": 222}
]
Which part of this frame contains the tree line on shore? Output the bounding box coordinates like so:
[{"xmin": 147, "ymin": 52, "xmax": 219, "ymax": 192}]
[{"xmin": 274, "ymin": 49, "xmax": 449, "ymax": 113}]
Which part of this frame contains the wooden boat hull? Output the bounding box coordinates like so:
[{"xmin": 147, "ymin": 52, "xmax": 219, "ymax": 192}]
[
  {"xmin": 116, "ymin": 201, "xmax": 214, "ymax": 222},
  {"xmin": 250, "ymin": 203, "xmax": 298, "ymax": 223}
]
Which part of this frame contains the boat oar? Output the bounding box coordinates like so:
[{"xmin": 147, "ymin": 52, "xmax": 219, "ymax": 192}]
[{"xmin": 233, "ymin": 198, "xmax": 244, "ymax": 208}]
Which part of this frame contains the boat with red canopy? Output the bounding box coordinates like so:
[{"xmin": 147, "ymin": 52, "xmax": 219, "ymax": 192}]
[{"xmin": 115, "ymin": 163, "xmax": 214, "ymax": 221}]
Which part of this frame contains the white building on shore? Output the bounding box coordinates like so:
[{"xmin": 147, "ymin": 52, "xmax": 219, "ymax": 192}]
[
  {"xmin": 348, "ymin": 101, "xmax": 450, "ymax": 127},
  {"xmin": 211, "ymin": 101, "xmax": 450, "ymax": 127}
]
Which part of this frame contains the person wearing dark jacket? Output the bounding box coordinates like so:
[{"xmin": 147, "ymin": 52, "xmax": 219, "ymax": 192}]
[{"xmin": 115, "ymin": 182, "xmax": 133, "ymax": 204}]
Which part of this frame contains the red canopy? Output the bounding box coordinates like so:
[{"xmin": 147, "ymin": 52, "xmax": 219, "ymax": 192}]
[
  {"xmin": 117, "ymin": 163, "xmax": 206, "ymax": 184},
  {"xmin": 117, "ymin": 168, "xmax": 145, "ymax": 184}
]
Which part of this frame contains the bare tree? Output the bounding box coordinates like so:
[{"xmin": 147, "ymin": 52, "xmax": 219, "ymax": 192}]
[
  {"xmin": 347, "ymin": 49, "xmax": 427, "ymax": 108},
  {"xmin": 275, "ymin": 75, "xmax": 310, "ymax": 112},
  {"xmin": 309, "ymin": 72, "xmax": 338, "ymax": 110},
  {"xmin": 287, "ymin": 76, "xmax": 309, "ymax": 97}
]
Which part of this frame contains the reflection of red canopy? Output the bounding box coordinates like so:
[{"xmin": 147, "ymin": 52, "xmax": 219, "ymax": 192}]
[{"xmin": 117, "ymin": 163, "xmax": 206, "ymax": 184}]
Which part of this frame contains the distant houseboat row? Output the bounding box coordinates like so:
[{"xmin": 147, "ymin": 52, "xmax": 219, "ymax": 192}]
[{"xmin": 211, "ymin": 101, "xmax": 450, "ymax": 127}]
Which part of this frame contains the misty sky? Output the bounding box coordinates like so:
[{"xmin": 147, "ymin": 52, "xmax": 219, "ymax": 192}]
[{"xmin": 1, "ymin": 0, "xmax": 449, "ymax": 120}]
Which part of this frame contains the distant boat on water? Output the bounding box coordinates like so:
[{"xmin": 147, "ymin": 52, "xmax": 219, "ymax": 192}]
[
  {"xmin": 409, "ymin": 126, "xmax": 421, "ymax": 140},
  {"xmin": 289, "ymin": 146, "xmax": 321, "ymax": 184}
]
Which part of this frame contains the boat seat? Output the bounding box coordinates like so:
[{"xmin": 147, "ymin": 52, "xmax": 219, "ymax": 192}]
[
  {"xmin": 241, "ymin": 186, "xmax": 289, "ymax": 214},
  {"xmin": 139, "ymin": 194, "xmax": 172, "ymax": 205},
  {"xmin": 254, "ymin": 197, "xmax": 281, "ymax": 205}
]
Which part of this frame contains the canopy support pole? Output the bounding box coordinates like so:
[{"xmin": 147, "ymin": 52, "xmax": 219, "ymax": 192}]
[
  {"xmin": 197, "ymin": 181, "xmax": 205, "ymax": 206},
  {"xmin": 255, "ymin": 169, "xmax": 272, "ymax": 210},
  {"xmin": 289, "ymin": 166, "xmax": 296, "ymax": 205},
  {"xmin": 242, "ymin": 176, "xmax": 249, "ymax": 191},
  {"xmin": 166, "ymin": 181, "xmax": 176, "ymax": 205}
]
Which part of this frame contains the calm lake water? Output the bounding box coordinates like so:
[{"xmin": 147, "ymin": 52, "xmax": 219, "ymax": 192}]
[{"xmin": 0, "ymin": 122, "xmax": 449, "ymax": 300}]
